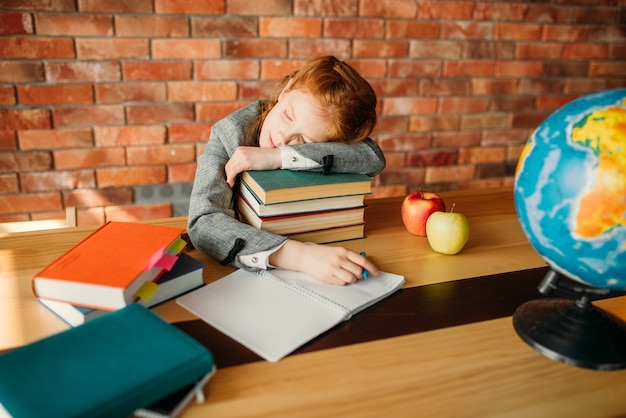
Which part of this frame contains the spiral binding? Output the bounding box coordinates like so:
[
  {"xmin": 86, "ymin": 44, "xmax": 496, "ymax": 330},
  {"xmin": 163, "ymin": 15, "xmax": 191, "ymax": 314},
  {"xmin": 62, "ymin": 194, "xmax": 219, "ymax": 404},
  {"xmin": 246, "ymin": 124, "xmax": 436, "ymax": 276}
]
[{"xmin": 257, "ymin": 270, "xmax": 353, "ymax": 320}]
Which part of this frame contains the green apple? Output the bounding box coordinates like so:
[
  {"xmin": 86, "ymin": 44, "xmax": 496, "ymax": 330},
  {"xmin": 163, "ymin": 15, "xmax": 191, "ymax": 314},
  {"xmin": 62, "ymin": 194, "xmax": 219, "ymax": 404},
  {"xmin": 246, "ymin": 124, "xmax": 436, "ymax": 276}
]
[{"xmin": 425, "ymin": 210, "xmax": 470, "ymax": 255}]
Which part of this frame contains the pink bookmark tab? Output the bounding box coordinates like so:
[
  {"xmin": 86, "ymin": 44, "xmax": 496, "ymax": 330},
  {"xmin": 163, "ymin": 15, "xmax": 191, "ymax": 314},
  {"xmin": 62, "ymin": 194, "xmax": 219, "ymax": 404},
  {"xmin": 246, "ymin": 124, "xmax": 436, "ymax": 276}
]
[
  {"xmin": 155, "ymin": 253, "xmax": 179, "ymax": 271},
  {"xmin": 147, "ymin": 246, "xmax": 167, "ymax": 269}
]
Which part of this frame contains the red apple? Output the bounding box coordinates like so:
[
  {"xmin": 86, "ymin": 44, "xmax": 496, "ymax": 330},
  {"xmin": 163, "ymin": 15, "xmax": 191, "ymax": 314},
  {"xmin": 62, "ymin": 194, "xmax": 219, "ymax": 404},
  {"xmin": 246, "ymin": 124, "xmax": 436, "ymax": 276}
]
[{"xmin": 401, "ymin": 191, "xmax": 446, "ymax": 236}]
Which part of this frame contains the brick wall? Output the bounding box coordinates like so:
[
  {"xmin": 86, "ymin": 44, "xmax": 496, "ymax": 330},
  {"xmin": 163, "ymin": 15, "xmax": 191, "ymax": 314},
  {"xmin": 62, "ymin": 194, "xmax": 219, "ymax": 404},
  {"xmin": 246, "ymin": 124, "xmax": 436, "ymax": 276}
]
[{"xmin": 1, "ymin": 0, "xmax": 625, "ymax": 225}]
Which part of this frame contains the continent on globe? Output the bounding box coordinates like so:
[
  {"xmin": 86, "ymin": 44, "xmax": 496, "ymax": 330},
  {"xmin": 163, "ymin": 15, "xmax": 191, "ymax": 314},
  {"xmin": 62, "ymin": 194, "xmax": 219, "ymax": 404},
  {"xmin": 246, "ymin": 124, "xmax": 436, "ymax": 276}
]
[{"xmin": 571, "ymin": 104, "xmax": 626, "ymax": 239}]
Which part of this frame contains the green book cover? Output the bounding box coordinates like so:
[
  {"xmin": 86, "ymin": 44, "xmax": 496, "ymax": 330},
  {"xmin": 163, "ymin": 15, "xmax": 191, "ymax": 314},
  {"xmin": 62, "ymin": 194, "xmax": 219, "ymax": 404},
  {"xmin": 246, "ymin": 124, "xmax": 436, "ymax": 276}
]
[
  {"xmin": 0, "ymin": 304, "xmax": 214, "ymax": 418},
  {"xmin": 241, "ymin": 170, "xmax": 371, "ymax": 204}
]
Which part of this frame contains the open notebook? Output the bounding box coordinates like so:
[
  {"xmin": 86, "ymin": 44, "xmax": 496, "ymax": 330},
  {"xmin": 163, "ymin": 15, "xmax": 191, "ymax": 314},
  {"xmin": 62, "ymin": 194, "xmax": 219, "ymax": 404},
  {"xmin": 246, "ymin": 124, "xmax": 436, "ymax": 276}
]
[{"xmin": 177, "ymin": 268, "xmax": 405, "ymax": 362}]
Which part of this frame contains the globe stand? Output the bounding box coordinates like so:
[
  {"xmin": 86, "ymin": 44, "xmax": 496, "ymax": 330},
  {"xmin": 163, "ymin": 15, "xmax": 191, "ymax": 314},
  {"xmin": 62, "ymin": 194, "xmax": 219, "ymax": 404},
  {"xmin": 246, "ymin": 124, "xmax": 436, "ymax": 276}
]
[{"xmin": 513, "ymin": 269, "xmax": 626, "ymax": 371}]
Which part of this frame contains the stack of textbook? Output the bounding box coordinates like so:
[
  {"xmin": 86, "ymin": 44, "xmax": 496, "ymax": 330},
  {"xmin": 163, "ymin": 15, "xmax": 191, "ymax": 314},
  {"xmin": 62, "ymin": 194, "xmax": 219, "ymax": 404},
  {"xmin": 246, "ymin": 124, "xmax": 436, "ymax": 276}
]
[
  {"xmin": 238, "ymin": 170, "xmax": 372, "ymax": 243},
  {"xmin": 32, "ymin": 221, "xmax": 206, "ymax": 327}
]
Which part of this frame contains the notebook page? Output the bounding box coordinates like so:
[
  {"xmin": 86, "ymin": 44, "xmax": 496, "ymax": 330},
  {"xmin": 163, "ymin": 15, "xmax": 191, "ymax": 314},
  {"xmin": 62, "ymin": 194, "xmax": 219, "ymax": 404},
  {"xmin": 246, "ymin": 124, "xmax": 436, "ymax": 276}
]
[
  {"xmin": 269, "ymin": 269, "xmax": 405, "ymax": 316},
  {"xmin": 176, "ymin": 269, "xmax": 346, "ymax": 362}
]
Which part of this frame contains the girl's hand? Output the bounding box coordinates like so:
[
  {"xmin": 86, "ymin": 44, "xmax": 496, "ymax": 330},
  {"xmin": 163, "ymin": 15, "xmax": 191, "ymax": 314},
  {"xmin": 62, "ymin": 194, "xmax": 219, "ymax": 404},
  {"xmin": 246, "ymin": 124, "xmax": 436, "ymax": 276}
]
[
  {"xmin": 270, "ymin": 240, "xmax": 379, "ymax": 285},
  {"xmin": 225, "ymin": 146, "xmax": 282, "ymax": 187}
]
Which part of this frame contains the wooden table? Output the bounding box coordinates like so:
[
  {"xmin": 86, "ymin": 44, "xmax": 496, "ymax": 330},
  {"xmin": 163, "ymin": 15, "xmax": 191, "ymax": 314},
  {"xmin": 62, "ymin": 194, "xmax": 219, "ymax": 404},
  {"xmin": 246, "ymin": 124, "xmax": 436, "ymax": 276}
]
[{"xmin": 2, "ymin": 187, "xmax": 626, "ymax": 417}]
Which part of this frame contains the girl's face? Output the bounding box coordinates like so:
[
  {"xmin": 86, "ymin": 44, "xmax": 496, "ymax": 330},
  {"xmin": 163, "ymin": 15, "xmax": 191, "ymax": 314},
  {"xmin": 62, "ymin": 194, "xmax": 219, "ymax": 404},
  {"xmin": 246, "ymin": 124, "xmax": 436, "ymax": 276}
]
[{"xmin": 259, "ymin": 88, "xmax": 331, "ymax": 149}]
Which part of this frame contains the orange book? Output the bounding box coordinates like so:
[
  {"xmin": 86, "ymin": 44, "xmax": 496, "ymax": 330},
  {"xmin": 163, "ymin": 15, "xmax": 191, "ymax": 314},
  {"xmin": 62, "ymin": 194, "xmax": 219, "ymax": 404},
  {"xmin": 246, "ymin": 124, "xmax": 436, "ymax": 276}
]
[{"xmin": 32, "ymin": 222, "xmax": 185, "ymax": 311}]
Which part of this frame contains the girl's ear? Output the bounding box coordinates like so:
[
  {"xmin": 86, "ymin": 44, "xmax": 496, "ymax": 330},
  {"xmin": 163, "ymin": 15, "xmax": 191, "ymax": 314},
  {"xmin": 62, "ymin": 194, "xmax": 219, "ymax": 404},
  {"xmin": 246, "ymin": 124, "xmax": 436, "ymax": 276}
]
[{"xmin": 278, "ymin": 78, "xmax": 294, "ymax": 101}]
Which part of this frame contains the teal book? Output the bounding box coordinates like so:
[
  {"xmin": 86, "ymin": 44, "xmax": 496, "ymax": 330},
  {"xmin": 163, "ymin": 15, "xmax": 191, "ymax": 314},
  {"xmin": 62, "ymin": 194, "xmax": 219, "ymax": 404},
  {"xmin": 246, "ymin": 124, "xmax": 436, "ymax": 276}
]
[
  {"xmin": 0, "ymin": 304, "xmax": 214, "ymax": 418},
  {"xmin": 241, "ymin": 170, "xmax": 371, "ymax": 204}
]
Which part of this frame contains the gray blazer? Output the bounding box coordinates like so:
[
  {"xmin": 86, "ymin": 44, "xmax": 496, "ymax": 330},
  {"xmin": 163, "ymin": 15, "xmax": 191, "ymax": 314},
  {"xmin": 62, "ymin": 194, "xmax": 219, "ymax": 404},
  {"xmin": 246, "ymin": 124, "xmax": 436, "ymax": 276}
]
[{"xmin": 187, "ymin": 101, "xmax": 386, "ymax": 270}]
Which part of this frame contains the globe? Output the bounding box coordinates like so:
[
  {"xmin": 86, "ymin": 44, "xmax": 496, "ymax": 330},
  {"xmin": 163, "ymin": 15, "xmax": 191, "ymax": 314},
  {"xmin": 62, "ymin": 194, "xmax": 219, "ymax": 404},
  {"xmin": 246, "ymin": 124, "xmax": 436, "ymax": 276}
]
[{"xmin": 514, "ymin": 88, "xmax": 626, "ymax": 291}]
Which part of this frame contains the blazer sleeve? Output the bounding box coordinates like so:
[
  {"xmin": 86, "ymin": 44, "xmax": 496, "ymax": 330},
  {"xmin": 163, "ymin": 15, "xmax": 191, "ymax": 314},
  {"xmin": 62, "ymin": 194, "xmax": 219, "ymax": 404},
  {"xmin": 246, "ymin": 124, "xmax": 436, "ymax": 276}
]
[
  {"xmin": 187, "ymin": 117, "xmax": 287, "ymax": 270},
  {"xmin": 285, "ymin": 137, "xmax": 386, "ymax": 176}
]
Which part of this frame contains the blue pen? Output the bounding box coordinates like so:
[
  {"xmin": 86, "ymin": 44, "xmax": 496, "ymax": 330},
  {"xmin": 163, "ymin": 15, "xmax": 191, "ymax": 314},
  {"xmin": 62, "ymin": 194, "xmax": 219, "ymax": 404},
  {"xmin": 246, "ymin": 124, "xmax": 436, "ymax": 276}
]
[{"xmin": 359, "ymin": 252, "xmax": 369, "ymax": 280}]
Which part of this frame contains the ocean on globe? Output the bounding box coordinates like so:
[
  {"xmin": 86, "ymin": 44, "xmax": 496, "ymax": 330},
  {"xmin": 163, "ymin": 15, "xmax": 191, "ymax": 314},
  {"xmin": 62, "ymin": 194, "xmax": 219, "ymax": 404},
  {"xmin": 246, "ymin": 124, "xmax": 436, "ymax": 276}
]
[{"xmin": 514, "ymin": 88, "xmax": 626, "ymax": 290}]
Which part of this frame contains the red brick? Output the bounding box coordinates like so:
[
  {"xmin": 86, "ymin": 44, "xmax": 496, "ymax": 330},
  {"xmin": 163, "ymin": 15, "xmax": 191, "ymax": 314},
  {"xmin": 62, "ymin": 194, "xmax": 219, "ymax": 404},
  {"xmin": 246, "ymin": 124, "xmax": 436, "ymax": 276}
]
[
  {"xmin": 260, "ymin": 17, "xmax": 322, "ymax": 37},
  {"xmin": 289, "ymin": 39, "xmax": 352, "ymax": 59},
  {"xmin": 0, "ymin": 61, "xmax": 44, "ymax": 82},
  {"xmin": 461, "ymin": 113, "xmax": 510, "ymax": 130},
  {"xmin": 0, "ymin": 86, "xmax": 15, "ymax": 106},
  {"xmin": 347, "ymin": 59, "xmax": 386, "ymax": 78},
  {"xmin": 587, "ymin": 26, "xmax": 626, "ymax": 43},
  {"xmin": 519, "ymin": 79, "xmax": 565, "ymax": 95},
  {"xmin": 562, "ymin": 44, "xmax": 609, "ymax": 60},
  {"xmin": 167, "ymin": 81, "xmax": 237, "ymax": 102},
  {"xmin": 441, "ymin": 21, "xmax": 494, "ymax": 40},
  {"xmin": 21, "ymin": 170, "xmax": 96, "ymax": 192},
  {"xmin": 432, "ymin": 131, "xmax": 481, "ymax": 147},
  {"xmin": 0, "ymin": 174, "xmax": 19, "ymax": 194},
  {"xmin": 95, "ymin": 126, "xmax": 166, "ymax": 146},
  {"xmin": 116, "ymin": 15, "xmax": 188, "ymax": 37},
  {"xmin": 440, "ymin": 97, "xmax": 489, "ymax": 113},
  {"xmin": 418, "ymin": 1, "xmax": 474, "ymax": 19},
  {"xmin": 544, "ymin": 61, "xmax": 588, "ymax": 77},
  {"xmin": 409, "ymin": 115, "xmax": 460, "ymax": 132},
  {"xmin": 228, "ymin": 0, "xmax": 290, "ymax": 15},
  {"xmin": 495, "ymin": 23, "xmax": 542, "ymax": 40},
  {"xmin": 526, "ymin": 5, "xmax": 571, "ymax": 24},
  {"xmin": 409, "ymin": 40, "xmax": 462, "ymax": 59},
  {"xmin": 0, "ymin": 150, "xmax": 52, "ymax": 172},
  {"xmin": 382, "ymin": 97, "xmax": 438, "ymax": 116},
  {"xmin": 52, "ymin": 105, "xmax": 124, "ymax": 127},
  {"xmin": 2, "ymin": 0, "xmax": 75, "ymax": 11},
  {"xmin": 18, "ymin": 84, "xmax": 94, "ymax": 105},
  {"xmin": 481, "ymin": 130, "xmax": 530, "ymax": 146},
  {"xmin": 153, "ymin": 39, "xmax": 221, "ymax": 59},
  {"xmin": 443, "ymin": 61, "xmax": 495, "ymax": 77},
  {"xmin": 168, "ymin": 123, "xmax": 213, "ymax": 143},
  {"xmin": 73, "ymin": 207, "xmax": 106, "ymax": 226},
  {"xmin": 36, "ymin": 13, "xmax": 112, "ymax": 36},
  {"xmin": 54, "ymin": 147, "xmax": 126, "ymax": 169},
  {"xmin": 570, "ymin": 6, "xmax": 619, "ymax": 25},
  {"xmin": 471, "ymin": 78, "xmax": 520, "ymax": 95},
  {"xmin": 239, "ymin": 81, "xmax": 278, "ymax": 100},
  {"xmin": 45, "ymin": 61, "xmax": 120, "ymax": 82},
  {"xmin": 516, "ymin": 42, "xmax": 564, "ymax": 59},
  {"xmin": 425, "ymin": 165, "xmax": 475, "ymax": 183},
  {"xmin": 96, "ymin": 166, "xmax": 167, "ymax": 187},
  {"xmin": 78, "ymin": 0, "xmax": 151, "ymax": 13},
  {"xmin": 295, "ymin": 0, "xmax": 356, "ymax": 15},
  {"xmin": 408, "ymin": 149, "xmax": 458, "ymax": 167},
  {"xmin": 76, "ymin": 38, "xmax": 149, "ymax": 60},
  {"xmin": 388, "ymin": 60, "xmax": 441, "ymax": 78},
  {"xmin": 474, "ymin": 3, "xmax": 527, "ymax": 21},
  {"xmin": 372, "ymin": 116, "xmax": 409, "ymax": 134},
  {"xmin": 490, "ymin": 96, "xmax": 535, "ymax": 112},
  {"xmin": 387, "ymin": 21, "xmax": 439, "ymax": 39},
  {"xmin": 19, "ymin": 128, "xmax": 93, "ymax": 149},
  {"xmin": 495, "ymin": 61, "xmax": 543, "ymax": 77},
  {"xmin": 123, "ymin": 61, "xmax": 192, "ymax": 81},
  {"xmin": 324, "ymin": 18, "xmax": 384, "ymax": 38},
  {"xmin": 370, "ymin": 79, "xmax": 418, "ymax": 97},
  {"xmin": 0, "ymin": 36, "xmax": 74, "ymax": 59},
  {"xmin": 126, "ymin": 104, "xmax": 194, "ymax": 124},
  {"xmin": 420, "ymin": 79, "xmax": 470, "ymax": 96},
  {"xmin": 376, "ymin": 133, "xmax": 431, "ymax": 152},
  {"xmin": 0, "ymin": 131, "xmax": 17, "ymax": 151},
  {"xmin": 127, "ymin": 144, "xmax": 195, "ymax": 165},
  {"xmin": 564, "ymin": 78, "xmax": 607, "ymax": 94},
  {"xmin": 64, "ymin": 188, "xmax": 133, "ymax": 207},
  {"xmin": 155, "ymin": 0, "xmax": 224, "ymax": 14},
  {"xmin": 464, "ymin": 42, "xmax": 514, "ymax": 60},
  {"xmin": 0, "ymin": 109, "xmax": 51, "ymax": 130},
  {"xmin": 192, "ymin": 17, "xmax": 257, "ymax": 37},
  {"xmin": 354, "ymin": 40, "xmax": 408, "ymax": 58},
  {"xmin": 359, "ymin": 0, "xmax": 417, "ymax": 18},
  {"xmin": 197, "ymin": 103, "xmax": 249, "ymax": 122},
  {"xmin": 0, "ymin": 12, "xmax": 34, "ymax": 34},
  {"xmin": 511, "ymin": 112, "xmax": 552, "ymax": 129},
  {"xmin": 543, "ymin": 25, "xmax": 588, "ymax": 42},
  {"xmin": 96, "ymin": 82, "xmax": 166, "ymax": 104},
  {"xmin": 535, "ymin": 95, "xmax": 578, "ymax": 111},
  {"xmin": 0, "ymin": 192, "xmax": 62, "ymax": 215},
  {"xmin": 224, "ymin": 39, "xmax": 287, "ymax": 58},
  {"xmin": 458, "ymin": 146, "xmax": 505, "ymax": 164},
  {"xmin": 168, "ymin": 162, "xmax": 197, "ymax": 183},
  {"xmin": 196, "ymin": 59, "xmax": 259, "ymax": 80},
  {"xmin": 105, "ymin": 203, "xmax": 173, "ymax": 222},
  {"xmin": 260, "ymin": 60, "xmax": 306, "ymax": 80}
]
